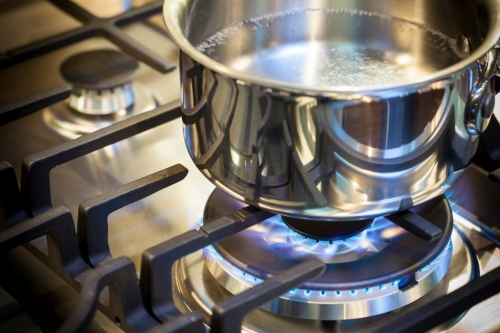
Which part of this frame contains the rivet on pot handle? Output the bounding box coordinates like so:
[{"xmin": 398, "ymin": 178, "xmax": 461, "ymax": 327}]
[{"xmin": 465, "ymin": 48, "xmax": 500, "ymax": 135}]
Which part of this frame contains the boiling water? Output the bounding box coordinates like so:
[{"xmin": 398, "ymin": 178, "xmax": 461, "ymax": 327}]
[
  {"xmin": 229, "ymin": 43, "xmax": 419, "ymax": 86},
  {"xmin": 197, "ymin": 9, "xmax": 466, "ymax": 87}
]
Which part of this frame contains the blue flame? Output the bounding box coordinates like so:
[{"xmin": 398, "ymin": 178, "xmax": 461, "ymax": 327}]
[{"xmin": 259, "ymin": 215, "xmax": 395, "ymax": 263}]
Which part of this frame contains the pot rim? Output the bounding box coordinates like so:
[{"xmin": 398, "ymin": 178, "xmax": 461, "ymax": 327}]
[{"xmin": 163, "ymin": 0, "xmax": 500, "ymax": 96}]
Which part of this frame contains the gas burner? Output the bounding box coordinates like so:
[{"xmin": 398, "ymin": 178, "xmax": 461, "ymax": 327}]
[
  {"xmin": 61, "ymin": 49, "xmax": 139, "ymax": 115},
  {"xmin": 200, "ymin": 189, "xmax": 454, "ymax": 320},
  {"xmin": 173, "ymin": 188, "xmax": 480, "ymax": 328},
  {"xmin": 177, "ymin": 225, "xmax": 474, "ymax": 332},
  {"xmin": 204, "ymin": 241, "xmax": 452, "ymax": 320},
  {"xmin": 174, "ymin": 189, "xmax": 477, "ymax": 331},
  {"xmin": 42, "ymin": 49, "xmax": 158, "ymax": 138}
]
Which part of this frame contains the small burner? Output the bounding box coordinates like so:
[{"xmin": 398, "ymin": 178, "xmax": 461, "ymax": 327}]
[
  {"xmin": 281, "ymin": 215, "xmax": 374, "ymax": 240},
  {"xmin": 198, "ymin": 189, "xmax": 455, "ymax": 320},
  {"xmin": 43, "ymin": 49, "xmax": 158, "ymax": 138},
  {"xmin": 61, "ymin": 49, "xmax": 139, "ymax": 115}
]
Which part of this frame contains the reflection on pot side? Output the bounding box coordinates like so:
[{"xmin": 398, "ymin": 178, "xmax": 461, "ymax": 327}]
[{"xmin": 168, "ymin": 1, "xmax": 500, "ymax": 220}]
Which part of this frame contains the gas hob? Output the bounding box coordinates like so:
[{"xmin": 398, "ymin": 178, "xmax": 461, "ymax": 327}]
[{"xmin": 1, "ymin": 1, "xmax": 500, "ymax": 333}]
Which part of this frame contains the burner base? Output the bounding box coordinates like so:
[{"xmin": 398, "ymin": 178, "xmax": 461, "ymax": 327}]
[
  {"xmin": 42, "ymin": 82, "xmax": 157, "ymax": 139},
  {"xmin": 203, "ymin": 235, "xmax": 453, "ymax": 320}
]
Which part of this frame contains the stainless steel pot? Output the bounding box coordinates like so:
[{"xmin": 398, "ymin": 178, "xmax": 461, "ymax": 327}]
[{"xmin": 163, "ymin": 0, "xmax": 500, "ymax": 221}]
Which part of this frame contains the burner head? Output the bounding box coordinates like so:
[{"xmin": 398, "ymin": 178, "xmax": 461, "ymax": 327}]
[
  {"xmin": 43, "ymin": 49, "xmax": 157, "ymax": 138},
  {"xmin": 60, "ymin": 50, "xmax": 139, "ymax": 115},
  {"xmin": 281, "ymin": 215, "xmax": 373, "ymax": 241}
]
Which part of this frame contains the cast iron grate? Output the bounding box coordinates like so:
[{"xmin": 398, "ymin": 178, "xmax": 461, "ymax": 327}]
[
  {"xmin": 0, "ymin": 85, "xmax": 71, "ymax": 126},
  {"xmin": 0, "ymin": 96, "xmax": 498, "ymax": 332},
  {"xmin": 0, "ymin": 94, "xmax": 326, "ymax": 332},
  {"xmin": 0, "ymin": 0, "xmax": 176, "ymax": 126},
  {"xmin": 1, "ymin": 40, "xmax": 500, "ymax": 333},
  {"xmin": 0, "ymin": 0, "xmax": 175, "ymax": 73}
]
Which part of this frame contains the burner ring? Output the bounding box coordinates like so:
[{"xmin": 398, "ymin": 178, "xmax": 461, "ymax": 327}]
[
  {"xmin": 204, "ymin": 240, "xmax": 452, "ymax": 319},
  {"xmin": 205, "ymin": 189, "xmax": 453, "ymax": 291},
  {"xmin": 176, "ymin": 226, "xmax": 474, "ymax": 325}
]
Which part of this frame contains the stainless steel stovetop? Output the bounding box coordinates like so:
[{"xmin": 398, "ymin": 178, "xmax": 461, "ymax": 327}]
[{"xmin": 1, "ymin": 1, "xmax": 500, "ymax": 332}]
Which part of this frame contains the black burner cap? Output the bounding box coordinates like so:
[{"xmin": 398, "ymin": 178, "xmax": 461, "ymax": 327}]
[
  {"xmin": 60, "ymin": 49, "xmax": 139, "ymax": 90},
  {"xmin": 281, "ymin": 215, "xmax": 374, "ymax": 241}
]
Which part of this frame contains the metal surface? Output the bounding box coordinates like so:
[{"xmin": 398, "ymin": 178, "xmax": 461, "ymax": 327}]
[
  {"xmin": 0, "ymin": 14, "xmax": 208, "ymax": 270},
  {"xmin": 1, "ymin": 21, "xmax": 302, "ymax": 330},
  {"xmin": 165, "ymin": 0, "xmax": 500, "ymax": 220},
  {"xmin": 0, "ymin": 88, "xmax": 499, "ymax": 333},
  {"xmin": 68, "ymin": 83, "xmax": 136, "ymax": 115},
  {"xmin": 0, "ymin": 184, "xmax": 327, "ymax": 333},
  {"xmin": 0, "ymin": 207, "xmax": 90, "ymax": 281},
  {"xmin": 0, "ymin": 160, "xmax": 326, "ymax": 332},
  {"xmin": 465, "ymin": 48, "xmax": 499, "ymax": 134},
  {"xmin": 371, "ymin": 226, "xmax": 496, "ymax": 333},
  {"xmin": 164, "ymin": 0, "xmax": 500, "ymax": 92},
  {"xmin": 0, "ymin": 6, "xmax": 215, "ymax": 332}
]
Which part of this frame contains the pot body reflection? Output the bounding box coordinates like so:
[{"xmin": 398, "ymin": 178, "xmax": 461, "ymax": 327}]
[
  {"xmin": 166, "ymin": 0, "xmax": 500, "ymax": 220},
  {"xmin": 182, "ymin": 52, "xmax": 480, "ymax": 220}
]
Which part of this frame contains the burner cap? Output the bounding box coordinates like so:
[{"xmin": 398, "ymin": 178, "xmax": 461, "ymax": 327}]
[
  {"xmin": 61, "ymin": 50, "xmax": 139, "ymax": 90},
  {"xmin": 281, "ymin": 215, "xmax": 373, "ymax": 241},
  {"xmin": 60, "ymin": 50, "xmax": 140, "ymax": 115}
]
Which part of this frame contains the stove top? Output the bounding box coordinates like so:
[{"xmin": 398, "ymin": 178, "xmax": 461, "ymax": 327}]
[{"xmin": 1, "ymin": 1, "xmax": 500, "ymax": 333}]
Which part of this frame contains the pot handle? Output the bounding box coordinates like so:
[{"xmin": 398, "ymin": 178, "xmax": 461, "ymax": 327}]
[{"xmin": 465, "ymin": 48, "xmax": 499, "ymax": 135}]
